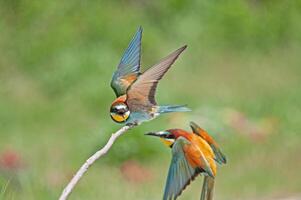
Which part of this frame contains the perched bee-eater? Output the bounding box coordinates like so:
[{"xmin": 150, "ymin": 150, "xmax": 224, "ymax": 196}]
[
  {"xmin": 110, "ymin": 27, "xmax": 190, "ymax": 125},
  {"xmin": 146, "ymin": 122, "xmax": 227, "ymax": 200}
]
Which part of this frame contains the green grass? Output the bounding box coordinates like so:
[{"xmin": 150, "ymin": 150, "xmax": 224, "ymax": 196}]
[{"xmin": 0, "ymin": 0, "xmax": 301, "ymax": 199}]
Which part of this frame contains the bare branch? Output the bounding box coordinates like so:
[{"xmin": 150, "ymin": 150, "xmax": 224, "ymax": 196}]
[{"xmin": 58, "ymin": 125, "xmax": 134, "ymax": 200}]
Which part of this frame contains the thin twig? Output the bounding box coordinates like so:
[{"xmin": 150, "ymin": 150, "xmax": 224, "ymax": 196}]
[{"xmin": 59, "ymin": 125, "xmax": 134, "ymax": 200}]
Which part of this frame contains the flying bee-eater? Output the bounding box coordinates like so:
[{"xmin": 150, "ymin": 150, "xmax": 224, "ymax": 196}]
[
  {"xmin": 110, "ymin": 27, "xmax": 190, "ymax": 125},
  {"xmin": 146, "ymin": 122, "xmax": 226, "ymax": 200}
]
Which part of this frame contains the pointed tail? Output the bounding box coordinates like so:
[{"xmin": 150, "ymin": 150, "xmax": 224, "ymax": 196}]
[
  {"xmin": 211, "ymin": 145, "xmax": 227, "ymax": 165},
  {"xmin": 200, "ymin": 176, "xmax": 215, "ymax": 200},
  {"xmin": 158, "ymin": 105, "xmax": 191, "ymax": 114}
]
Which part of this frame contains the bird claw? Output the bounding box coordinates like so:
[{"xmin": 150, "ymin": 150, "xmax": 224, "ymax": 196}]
[{"xmin": 126, "ymin": 122, "xmax": 139, "ymax": 127}]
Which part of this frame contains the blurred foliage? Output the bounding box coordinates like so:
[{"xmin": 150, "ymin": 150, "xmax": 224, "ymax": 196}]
[{"xmin": 0, "ymin": 0, "xmax": 301, "ymax": 199}]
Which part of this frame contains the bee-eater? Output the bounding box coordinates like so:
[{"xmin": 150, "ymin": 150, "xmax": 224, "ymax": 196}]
[
  {"xmin": 110, "ymin": 27, "xmax": 190, "ymax": 125},
  {"xmin": 146, "ymin": 122, "xmax": 226, "ymax": 200}
]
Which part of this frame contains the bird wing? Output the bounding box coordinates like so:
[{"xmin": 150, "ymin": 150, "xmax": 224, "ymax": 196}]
[
  {"xmin": 189, "ymin": 121, "xmax": 227, "ymax": 164},
  {"xmin": 163, "ymin": 136, "xmax": 199, "ymax": 200},
  {"xmin": 200, "ymin": 176, "xmax": 215, "ymax": 200},
  {"xmin": 111, "ymin": 27, "xmax": 142, "ymax": 97},
  {"xmin": 127, "ymin": 46, "xmax": 187, "ymax": 110}
]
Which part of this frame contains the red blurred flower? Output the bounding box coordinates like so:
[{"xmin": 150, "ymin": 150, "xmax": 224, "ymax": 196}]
[{"xmin": 0, "ymin": 149, "xmax": 24, "ymax": 172}]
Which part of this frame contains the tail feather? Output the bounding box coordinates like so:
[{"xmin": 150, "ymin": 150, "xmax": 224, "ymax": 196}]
[
  {"xmin": 158, "ymin": 105, "xmax": 191, "ymax": 114},
  {"xmin": 211, "ymin": 145, "xmax": 227, "ymax": 165},
  {"xmin": 200, "ymin": 176, "xmax": 215, "ymax": 200}
]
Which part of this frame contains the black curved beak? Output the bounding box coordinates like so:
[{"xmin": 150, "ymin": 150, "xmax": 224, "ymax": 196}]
[
  {"xmin": 145, "ymin": 132, "xmax": 158, "ymax": 137},
  {"xmin": 145, "ymin": 131, "xmax": 169, "ymax": 138}
]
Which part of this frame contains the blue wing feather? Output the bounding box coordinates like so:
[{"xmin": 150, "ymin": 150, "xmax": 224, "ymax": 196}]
[
  {"xmin": 118, "ymin": 26, "xmax": 142, "ymax": 74},
  {"xmin": 118, "ymin": 27, "xmax": 142, "ymax": 72},
  {"xmin": 163, "ymin": 137, "xmax": 199, "ymax": 200},
  {"xmin": 111, "ymin": 26, "xmax": 142, "ymax": 96}
]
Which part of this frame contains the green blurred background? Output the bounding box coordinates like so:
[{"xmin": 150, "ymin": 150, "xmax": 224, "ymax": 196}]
[{"xmin": 0, "ymin": 0, "xmax": 301, "ymax": 199}]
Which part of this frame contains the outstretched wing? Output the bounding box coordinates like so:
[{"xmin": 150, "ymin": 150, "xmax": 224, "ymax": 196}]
[
  {"xmin": 190, "ymin": 121, "xmax": 227, "ymax": 164},
  {"xmin": 127, "ymin": 45, "xmax": 187, "ymax": 109},
  {"xmin": 111, "ymin": 26, "xmax": 142, "ymax": 97},
  {"xmin": 163, "ymin": 137, "xmax": 199, "ymax": 200}
]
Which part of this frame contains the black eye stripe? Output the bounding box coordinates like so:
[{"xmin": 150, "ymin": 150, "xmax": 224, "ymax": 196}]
[
  {"xmin": 111, "ymin": 108, "xmax": 118, "ymax": 113},
  {"xmin": 111, "ymin": 106, "xmax": 129, "ymax": 115},
  {"xmin": 117, "ymin": 110, "xmax": 125, "ymax": 114},
  {"xmin": 166, "ymin": 134, "xmax": 175, "ymax": 139},
  {"xmin": 110, "ymin": 103, "xmax": 129, "ymax": 113}
]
